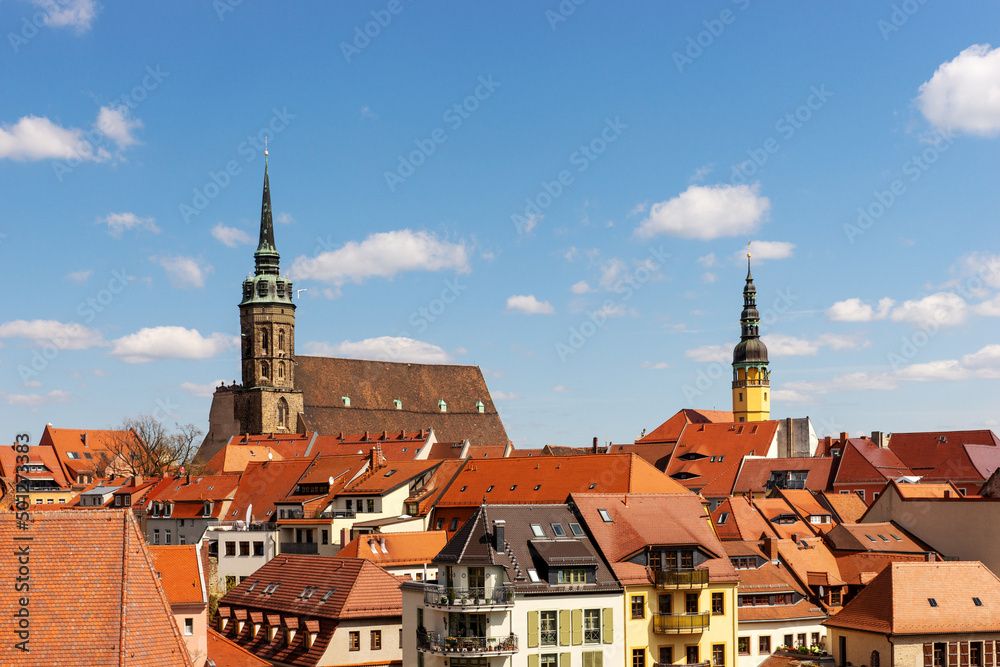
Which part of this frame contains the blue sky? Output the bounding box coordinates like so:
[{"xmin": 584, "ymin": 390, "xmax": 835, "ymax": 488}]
[{"xmin": 3, "ymin": 1, "xmax": 1000, "ymax": 448}]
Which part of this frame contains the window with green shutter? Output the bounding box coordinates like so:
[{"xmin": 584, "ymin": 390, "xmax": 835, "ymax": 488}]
[
  {"xmin": 602, "ymin": 608, "xmax": 613, "ymax": 644},
  {"xmin": 528, "ymin": 610, "xmax": 539, "ymax": 648},
  {"xmin": 572, "ymin": 609, "xmax": 584, "ymax": 646},
  {"xmin": 561, "ymin": 652, "xmax": 572, "ymax": 667},
  {"xmin": 560, "ymin": 610, "xmax": 572, "ymax": 646}
]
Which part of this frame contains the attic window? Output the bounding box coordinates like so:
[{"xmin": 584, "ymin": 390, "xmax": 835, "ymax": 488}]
[
  {"xmin": 304, "ymin": 587, "xmax": 317, "ymax": 599},
  {"xmin": 247, "ymin": 582, "xmax": 258, "ymax": 592},
  {"xmin": 718, "ymin": 455, "xmax": 725, "ymax": 462},
  {"xmin": 865, "ymin": 535, "xmax": 876, "ymax": 542},
  {"xmin": 510, "ymin": 485, "xmax": 517, "ymax": 491},
  {"xmin": 527, "ymin": 569, "xmax": 542, "ymax": 583},
  {"xmin": 531, "ymin": 524, "xmax": 545, "ymax": 537},
  {"xmin": 716, "ymin": 512, "xmax": 729, "ymax": 525},
  {"xmin": 67, "ymin": 452, "xmax": 80, "ymax": 459},
  {"xmin": 569, "ymin": 523, "xmax": 585, "ymax": 537},
  {"xmin": 438, "ymin": 399, "xmax": 447, "ymax": 413},
  {"xmin": 928, "ymin": 598, "xmax": 938, "ymax": 607},
  {"xmin": 534, "ymin": 485, "xmax": 541, "ymax": 491},
  {"xmin": 891, "ymin": 534, "xmax": 901, "ymax": 541},
  {"xmin": 486, "ymin": 485, "xmax": 494, "ymax": 493},
  {"xmin": 710, "ymin": 456, "xmax": 717, "ymax": 462},
  {"xmin": 476, "ymin": 400, "xmax": 485, "ymax": 413},
  {"xmin": 974, "ymin": 597, "xmax": 983, "ymax": 606},
  {"xmin": 551, "ymin": 523, "xmax": 566, "ymax": 537},
  {"xmin": 321, "ymin": 589, "xmax": 335, "ymax": 602},
  {"xmin": 384, "ymin": 470, "xmax": 397, "ymax": 477},
  {"xmin": 598, "ymin": 509, "xmax": 613, "ymax": 523},
  {"xmin": 393, "ymin": 399, "xmax": 402, "ymax": 410},
  {"xmin": 341, "ymin": 396, "xmax": 351, "ymax": 407},
  {"xmin": 878, "ymin": 534, "xmax": 889, "ymax": 542},
  {"xmin": 589, "ymin": 483, "xmax": 597, "ymax": 490},
  {"xmin": 460, "ymin": 486, "xmax": 467, "ymax": 492}
]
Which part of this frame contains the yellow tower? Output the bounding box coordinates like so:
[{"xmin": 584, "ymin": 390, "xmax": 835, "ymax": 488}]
[{"xmin": 732, "ymin": 249, "xmax": 769, "ymax": 421}]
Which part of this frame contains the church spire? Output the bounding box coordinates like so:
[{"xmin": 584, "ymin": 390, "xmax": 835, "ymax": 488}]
[
  {"xmin": 254, "ymin": 143, "xmax": 280, "ymax": 276},
  {"xmin": 732, "ymin": 242, "xmax": 769, "ymax": 422}
]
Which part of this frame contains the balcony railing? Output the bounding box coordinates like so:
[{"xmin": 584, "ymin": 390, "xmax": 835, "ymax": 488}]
[
  {"xmin": 279, "ymin": 509, "xmax": 355, "ymax": 520},
  {"xmin": 208, "ymin": 521, "xmax": 277, "ymax": 532},
  {"xmin": 655, "ymin": 662, "xmax": 710, "ymax": 667},
  {"xmin": 418, "ymin": 633, "xmax": 518, "ymax": 655},
  {"xmin": 423, "ymin": 585, "xmax": 515, "ymax": 608},
  {"xmin": 280, "ymin": 542, "xmax": 319, "ymax": 554},
  {"xmin": 654, "ymin": 568, "xmax": 710, "ymax": 589},
  {"xmin": 653, "ymin": 612, "xmax": 711, "ymax": 634}
]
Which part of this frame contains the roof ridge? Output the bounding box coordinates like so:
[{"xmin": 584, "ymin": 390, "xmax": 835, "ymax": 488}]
[{"xmin": 119, "ymin": 510, "xmax": 129, "ymax": 667}]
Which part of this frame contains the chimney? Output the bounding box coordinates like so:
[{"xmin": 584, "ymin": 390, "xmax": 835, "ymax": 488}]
[
  {"xmin": 764, "ymin": 536, "xmax": 779, "ymax": 560},
  {"xmin": 871, "ymin": 431, "xmax": 887, "ymax": 448},
  {"xmin": 593, "ymin": 436, "xmax": 599, "ymax": 453},
  {"xmin": 493, "ymin": 519, "xmax": 506, "ymax": 550},
  {"xmin": 791, "ymin": 533, "xmax": 799, "ymax": 544},
  {"xmin": 185, "ymin": 474, "xmax": 191, "ymax": 485},
  {"xmin": 839, "ymin": 432, "xmax": 849, "ymax": 444}
]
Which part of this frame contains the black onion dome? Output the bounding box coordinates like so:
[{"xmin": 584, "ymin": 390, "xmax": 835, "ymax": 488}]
[{"xmin": 733, "ymin": 337, "xmax": 769, "ymax": 364}]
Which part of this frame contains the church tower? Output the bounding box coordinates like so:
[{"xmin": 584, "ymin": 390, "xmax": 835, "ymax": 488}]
[
  {"xmin": 234, "ymin": 151, "xmax": 303, "ymax": 433},
  {"xmin": 732, "ymin": 248, "xmax": 769, "ymax": 422}
]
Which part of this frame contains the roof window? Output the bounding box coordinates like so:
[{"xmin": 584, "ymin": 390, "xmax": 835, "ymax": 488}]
[
  {"xmin": 534, "ymin": 485, "xmax": 541, "ymax": 491},
  {"xmin": 551, "ymin": 523, "xmax": 566, "ymax": 537},
  {"xmin": 974, "ymin": 597, "xmax": 983, "ymax": 606},
  {"xmin": 589, "ymin": 483, "xmax": 597, "ymax": 489},
  {"xmin": 530, "ymin": 524, "xmax": 545, "ymax": 537},
  {"xmin": 569, "ymin": 523, "xmax": 584, "ymax": 537},
  {"xmin": 460, "ymin": 486, "xmax": 467, "ymax": 492},
  {"xmin": 527, "ymin": 569, "xmax": 542, "ymax": 583},
  {"xmin": 928, "ymin": 598, "xmax": 938, "ymax": 607},
  {"xmin": 510, "ymin": 485, "xmax": 517, "ymax": 491},
  {"xmin": 716, "ymin": 512, "xmax": 729, "ymax": 525},
  {"xmin": 486, "ymin": 485, "xmax": 494, "ymax": 493},
  {"xmin": 598, "ymin": 509, "xmax": 613, "ymax": 523},
  {"xmin": 866, "ymin": 534, "xmax": 877, "ymax": 542}
]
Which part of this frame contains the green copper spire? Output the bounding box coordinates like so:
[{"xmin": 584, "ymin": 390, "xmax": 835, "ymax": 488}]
[{"xmin": 254, "ymin": 149, "xmax": 280, "ymax": 276}]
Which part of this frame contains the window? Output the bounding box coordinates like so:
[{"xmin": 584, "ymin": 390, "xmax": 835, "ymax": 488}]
[
  {"xmin": 254, "ymin": 541, "xmax": 264, "ymax": 556},
  {"xmin": 569, "ymin": 522, "xmax": 585, "ymax": 537},
  {"xmin": 349, "ymin": 631, "xmax": 360, "ymax": 651},
  {"xmin": 450, "ymin": 517, "xmax": 459, "ymax": 531},
  {"xmin": 738, "ymin": 637, "xmax": 750, "ymax": 655},
  {"xmin": 650, "ymin": 550, "xmax": 661, "ymax": 571},
  {"xmin": 240, "ymin": 541, "xmax": 250, "ymax": 556},
  {"xmin": 686, "ymin": 593, "xmax": 698, "ymax": 614},
  {"xmin": 759, "ymin": 636, "xmax": 771, "ymax": 654},
  {"xmin": 928, "ymin": 598, "xmax": 938, "ymax": 607},
  {"xmin": 830, "ymin": 590, "xmax": 841, "ymax": 605},
  {"xmin": 558, "ymin": 568, "xmax": 587, "ymax": 584},
  {"xmin": 665, "ymin": 552, "xmax": 678, "ymax": 570},
  {"xmin": 583, "ymin": 609, "xmax": 601, "ymax": 643},
  {"xmin": 712, "ymin": 592, "xmax": 724, "ymax": 615},
  {"xmin": 184, "ymin": 618, "xmax": 194, "ymax": 636},
  {"xmin": 531, "ymin": 524, "xmax": 545, "ymax": 537},
  {"xmin": 687, "ymin": 646, "xmax": 700, "ymax": 665},
  {"xmin": 371, "ymin": 630, "xmax": 381, "ymax": 650},
  {"xmin": 435, "ymin": 518, "xmax": 444, "ymax": 530},
  {"xmin": 974, "ymin": 597, "xmax": 983, "ymax": 606},
  {"xmin": 659, "ymin": 647, "xmax": 673, "ymax": 665},
  {"xmin": 542, "ymin": 655, "xmax": 559, "ymax": 667},
  {"xmin": 225, "ymin": 542, "xmax": 236, "ymax": 556},
  {"xmin": 934, "ymin": 643, "xmax": 947, "ymax": 667},
  {"xmin": 598, "ymin": 508, "xmax": 613, "ymax": 523},
  {"xmin": 551, "ymin": 523, "xmax": 566, "ymax": 537},
  {"xmin": 631, "ymin": 595, "xmax": 646, "ymax": 619},
  {"xmin": 322, "ymin": 530, "xmax": 329, "ymax": 546},
  {"xmin": 783, "ymin": 635, "xmax": 793, "ymax": 649},
  {"xmin": 797, "ymin": 634, "xmax": 806, "ymax": 648},
  {"xmin": 367, "ymin": 499, "xmax": 375, "ymax": 513},
  {"xmin": 179, "ymin": 535, "xmax": 186, "ymax": 545},
  {"xmin": 680, "ymin": 551, "xmax": 694, "ymax": 569},
  {"xmin": 716, "ymin": 512, "xmax": 729, "ymax": 525},
  {"xmin": 811, "ymin": 632, "xmax": 820, "ymax": 648},
  {"xmin": 165, "ymin": 530, "xmax": 172, "ymax": 545},
  {"xmin": 658, "ymin": 594, "xmax": 672, "ymax": 615},
  {"xmin": 153, "ymin": 529, "xmax": 160, "ymax": 545},
  {"xmin": 633, "ymin": 648, "xmax": 646, "ymax": 667},
  {"xmin": 540, "ymin": 610, "xmax": 557, "ymax": 645},
  {"xmin": 713, "ymin": 644, "xmax": 726, "ymax": 667},
  {"xmin": 527, "ymin": 569, "xmax": 542, "ymax": 583}
]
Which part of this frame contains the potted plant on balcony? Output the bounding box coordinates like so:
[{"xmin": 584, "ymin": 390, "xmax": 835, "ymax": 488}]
[{"xmin": 447, "ymin": 587, "xmax": 455, "ymax": 605}]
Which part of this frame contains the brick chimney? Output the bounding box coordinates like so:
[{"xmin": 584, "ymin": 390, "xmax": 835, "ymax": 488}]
[
  {"xmin": 592, "ymin": 437, "xmax": 599, "ymax": 454},
  {"xmin": 764, "ymin": 536, "xmax": 779, "ymax": 560}
]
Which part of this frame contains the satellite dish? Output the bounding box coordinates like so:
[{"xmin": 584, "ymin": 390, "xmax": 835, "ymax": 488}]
[
  {"xmin": 268, "ymin": 451, "xmax": 273, "ymax": 461},
  {"xmin": 246, "ymin": 504, "xmax": 252, "ymax": 525}
]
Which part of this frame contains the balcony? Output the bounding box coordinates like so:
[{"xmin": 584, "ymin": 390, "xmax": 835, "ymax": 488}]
[
  {"xmin": 654, "ymin": 568, "xmax": 709, "ymax": 589},
  {"xmin": 423, "ymin": 585, "xmax": 515, "ymax": 609},
  {"xmin": 655, "ymin": 663, "xmax": 709, "ymax": 667},
  {"xmin": 418, "ymin": 633, "xmax": 518, "ymax": 656},
  {"xmin": 279, "ymin": 509, "xmax": 355, "ymax": 521},
  {"xmin": 653, "ymin": 612, "xmax": 711, "ymax": 634},
  {"xmin": 280, "ymin": 542, "xmax": 319, "ymax": 554},
  {"xmin": 209, "ymin": 521, "xmax": 278, "ymax": 532}
]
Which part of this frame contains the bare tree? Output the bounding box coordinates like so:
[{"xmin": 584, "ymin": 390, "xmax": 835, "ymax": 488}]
[{"xmin": 98, "ymin": 416, "xmax": 203, "ymax": 477}]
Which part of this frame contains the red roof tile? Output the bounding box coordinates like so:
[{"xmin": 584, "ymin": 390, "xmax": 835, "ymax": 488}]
[
  {"xmin": 0, "ymin": 510, "xmax": 192, "ymax": 666},
  {"xmin": 636, "ymin": 408, "xmax": 735, "ymax": 445},
  {"xmin": 710, "ymin": 496, "xmax": 777, "ymax": 541},
  {"xmin": 149, "ymin": 545, "xmax": 207, "ymax": 605},
  {"xmin": 833, "ymin": 439, "xmax": 910, "ymax": 486},
  {"xmin": 227, "ymin": 459, "xmax": 313, "ymax": 523},
  {"xmin": 336, "ymin": 531, "xmax": 447, "ymax": 566},
  {"xmin": 207, "ymin": 628, "xmax": 273, "ymax": 666},
  {"xmin": 667, "ymin": 421, "xmax": 780, "ymax": 494},
  {"xmin": 732, "ymin": 457, "xmax": 837, "ymax": 494}
]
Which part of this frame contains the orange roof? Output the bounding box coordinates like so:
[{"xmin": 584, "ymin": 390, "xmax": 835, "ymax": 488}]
[
  {"xmin": 0, "ymin": 510, "xmax": 192, "ymax": 665},
  {"xmin": 834, "ymin": 439, "xmax": 911, "ymax": 485},
  {"xmin": 434, "ymin": 453, "xmax": 688, "ymax": 507},
  {"xmin": 894, "ymin": 480, "xmax": 964, "ymax": 498},
  {"xmin": 38, "ymin": 424, "xmax": 136, "ymax": 480},
  {"xmin": 753, "ymin": 497, "xmax": 818, "ymax": 540},
  {"xmin": 204, "ymin": 444, "xmax": 286, "ymax": 474},
  {"xmin": 606, "ymin": 442, "xmax": 675, "ymax": 471},
  {"xmin": 710, "ymin": 496, "xmax": 777, "ymax": 541},
  {"xmin": 817, "ymin": 490, "xmax": 870, "ymax": 523},
  {"xmin": 149, "ymin": 545, "xmax": 207, "ymax": 605},
  {"xmin": 667, "ymin": 420, "xmax": 779, "ymax": 493},
  {"xmin": 825, "ymin": 561, "xmax": 1000, "ymax": 634},
  {"xmin": 227, "ymin": 459, "xmax": 313, "ymax": 523},
  {"xmin": 636, "ymin": 408, "xmax": 735, "ymax": 445},
  {"xmin": 0, "ymin": 443, "xmax": 71, "ymax": 488},
  {"xmin": 834, "ymin": 551, "xmax": 936, "ymax": 587},
  {"xmin": 344, "ymin": 458, "xmax": 441, "ymax": 495},
  {"xmin": 776, "ymin": 536, "xmax": 845, "ymax": 590},
  {"xmin": 336, "ymin": 530, "xmax": 447, "ymax": 566},
  {"xmin": 826, "ymin": 522, "xmax": 932, "ymax": 554},
  {"xmin": 207, "ymin": 628, "xmax": 272, "ymax": 667},
  {"xmin": 732, "ymin": 457, "xmax": 837, "ymax": 494}
]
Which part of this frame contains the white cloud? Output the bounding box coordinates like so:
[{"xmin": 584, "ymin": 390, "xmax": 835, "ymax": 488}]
[
  {"xmin": 962, "ymin": 344, "xmax": 1000, "ymax": 371},
  {"xmin": 973, "ymin": 294, "xmax": 1000, "ymax": 317},
  {"xmin": 737, "ymin": 240, "xmax": 795, "ymax": 263},
  {"xmin": 769, "ymin": 389, "xmax": 811, "ymax": 404},
  {"xmin": 635, "ymin": 183, "xmax": 770, "ymax": 240},
  {"xmin": 593, "ymin": 303, "xmax": 627, "ymax": 319},
  {"xmin": 684, "ymin": 344, "xmax": 731, "ymax": 364},
  {"xmin": 701, "ymin": 272, "xmax": 717, "ymax": 284},
  {"xmin": 110, "ymin": 327, "xmax": 235, "ymax": 363},
  {"xmin": 947, "ymin": 252, "xmax": 1000, "ymax": 291},
  {"xmin": 895, "ymin": 359, "xmax": 970, "ymax": 382},
  {"xmin": 99, "ymin": 212, "xmax": 160, "ymax": 238},
  {"xmin": 493, "ymin": 391, "xmax": 522, "ymax": 400},
  {"xmin": 0, "ymin": 319, "xmax": 103, "ymax": 349},
  {"xmin": 917, "ymin": 44, "xmax": 1000, "ymax": 136},
  {"xmin": 211, "ymin": 223, "xmax": 253, "ymax": 248},
  {"xmin": 815, "ymin": 333, "xmax": 871, "ymax": 351},
  {"xmin": 762, "ymin": 334, "xmax": 818, "ymax": 356},
  {"xmin": 570, "ymin": 280, "xmax": 592, "ymax": 294},
  {"xmin": 0, "ymin": 115, "xmax": 100, "ymax": 162},
  {"xmin": 689, "ymin": 164, "xmax": 713, "ymax": 183},
  {"xmin": 302, "ymin": 336, "xmax": 452, "ymax": 364},
  {"xmin": 506, "ymin": 295, "xmax": 554, "ymax": 315},
  {"xmin": 159, "ymin": 256, "xmax": 213, "ymax": 289},
  {"xmin": 598, "ymin": 258, "xmax": 628, "ymax": 291},
  {"xmin": 180, "ymin": 380, "xmax": 225, "ymax": 398},
  {"xmin": 826, "ymin": 297, "xmax": 894, "ymax": 322},
  {"xmin": 31, "ymin": 0, "xmax": 99, "ymax": 32},
  {"xmin": 889, "ymin": 292, "xmax": 968, "ymax": 327},
  {"xmin": 641, "ymin": 361, "xmax": 671, "ymax": 370},
  {"xmin": 697, "ymin": 253, "xmax": 717, "ymax": 268},
  {"xmin": 2, "ymin": 389, "xmax": 72, "ymax": 407},
  {"xmin": 66, "ymin": 269, "xmax": 92, "ymax": 283},
  {"xmin": 552, "ymin": 385, "xmax": 570, "ymax": 392},
  {"xmin": 517, "ymin": 212, "xmax": 542, "ymax": 234},
  {"xmin": 275, "ymin": 212, "xmax": 294, "ymax": 224},
  {"xmin": 95, "ymin": 105, "xmax": 142, "ymax": 149},
  {"xmin": 784, "ymin": 371, "xmax": 900, "ymax": 396},
  {"xmin": 289, "ymin": 229, "xmax": 469, "ymax": 286}
]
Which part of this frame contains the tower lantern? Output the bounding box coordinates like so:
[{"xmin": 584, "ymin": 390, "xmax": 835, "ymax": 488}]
[{"xmin": 732, "ymin": 246, "xmax": 770, "ymax": 422}]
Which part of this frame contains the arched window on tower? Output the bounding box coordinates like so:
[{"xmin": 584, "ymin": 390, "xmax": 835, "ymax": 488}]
[
  {"xmin": 277, "ymin": 361, "xmax": 285, "ymax": 380},
  {"xmin": 277, "ymin": 397, "xmax": 289, "ymax": 429},
  {"xmin": 261, "ymin": 328, "xmax": 270, "ymax": 355},
  {"xmin": 278, "ymin": 329, "xmax": 285, "ymax": 352},
  {"xmin": 260, "ymin": 361, "xmax": 270, "ymax": 380}
]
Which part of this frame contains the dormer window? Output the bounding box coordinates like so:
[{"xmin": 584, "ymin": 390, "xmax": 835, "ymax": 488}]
[
  {"xmin": 341, "ymin": 396, "xmax": 350, "ymax": 407},
  {"xmin": 393, "ymin": 399, "xmax": 402, "ymax": 410},
  {"xmin": 438, "ymin": 399, "xmax": 447, "ymax": 413},
  {"xmin": 475, "ymin": 400, "xmax": 485, "ymax": 413},
  {"xmin": 164, "ymin": 503, "xmax": 173, "ymax": 518},
  {"xmin": 203, "ymin": 501, "xmax": 213, "ymax": 517}
]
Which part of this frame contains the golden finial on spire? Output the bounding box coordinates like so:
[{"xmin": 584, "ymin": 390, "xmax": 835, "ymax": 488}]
[
  {"xmin": 747, "ymin": 233, "xmax": 751, "ymax": 259},
  {"xmin": 264, "ymin": 136, "xmax": 268, "ymax": 157}
]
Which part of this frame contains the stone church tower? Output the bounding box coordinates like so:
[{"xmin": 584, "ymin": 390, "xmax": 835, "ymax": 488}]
[
  {"xmin": 732, "ymin": 249, "xmax": 770, "ymax": 422},
  {"xmin": 232, "ymin": 153, "xmax": 303, "ymax": 433}
]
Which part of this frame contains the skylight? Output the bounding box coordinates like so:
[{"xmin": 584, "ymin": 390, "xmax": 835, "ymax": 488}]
[
  {"xmin": 589, "ymin": 483, "xmax": 597, "ymax": 489},
  {"xmin": 384, "ymin": 470, "xmax": 397, "ymax": 477},
  {"xmin": 598, "ymin": 509, "xmax": 613, "ymax": 523},
  {"xmin": 247, "ymin": 582, "xmax": 258, "ymax": 592},
  {"xmin": 510, "ymin": 484, "xmax": 517, "ymax": 491},
  {"xmin": 928, "ymin": 598, "xmax": 938, "ymax": 607},
  {"xmin": 716, "ymin": 513, "xmax": 729, "ymax": 525},
  {"xmin": 486, "ymin": 485, "xmax": 494, "ymax": 493},
  {"xmin": 460, "ymin": 486, "xmax": 467, "ymax": 492},
  {"xmin": 974, "ymin": 597, "xmax": 983, "ymax": 606},
  {"xmin": 534, "ymin": 485, "xmax": 541, "ymax": 491},
  {"xmin": 527, "ymin": 569, "xmax": 542, "ymax": 583},
  {"xmin": 531, "ymin": 524, "xmax": 545, "ymax": 537},
  {"xmin": 891, "ymin": 534, "xmax": 901, "ymax": 541},
  {"xmin": 321, "ymin": 589, "xmax": 335, "ymax": 602},
  {"xmin": 569, "ymin": 523, "xmax": 585, "ymax": 537},
  {"xmin": 866, "ymin": 535, "xmax": 877, "ymax": 542},
  {"xmin": 551, "ymin": 523, "xmax": 566, "ymax": 537}
]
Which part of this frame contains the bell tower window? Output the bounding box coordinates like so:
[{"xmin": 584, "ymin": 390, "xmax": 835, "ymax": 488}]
[
  {"xmin": 278, "ymin": 330, "xmax": 285, "ymax": 352},
  {"xmin": 261, "ymin": 329, "xmax": 269, "ymax": 355},
  {"xmin": 261, "ymin": 361, "xmax": 269, "ymax": 380}
]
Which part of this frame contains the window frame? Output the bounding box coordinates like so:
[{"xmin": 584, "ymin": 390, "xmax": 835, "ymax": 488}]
[
  {"xmin": 349, "ymin": 631, "xmax": 360, "ymax": 651},
  {"xmin": 371, "ymin": 629, "xmax": 382, "ymax": 650},
  {"xmin": 631, "ymin": 594, "xmax": 646, "ymax": 620}
]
